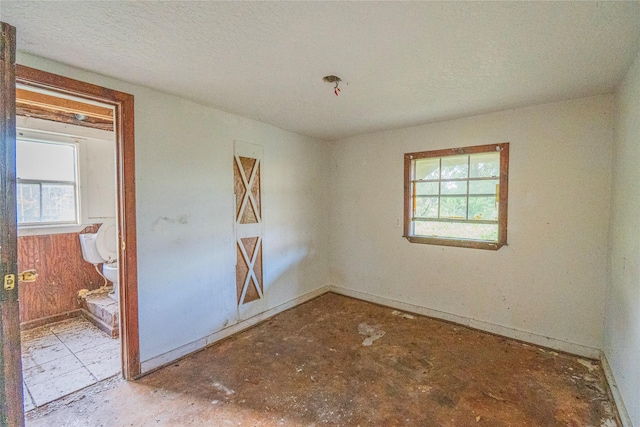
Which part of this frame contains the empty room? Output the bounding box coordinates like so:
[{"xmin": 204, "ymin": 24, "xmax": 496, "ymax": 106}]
[{"xmin": 0, "ymin": 2, "xmax": 639, "ymax": 426}]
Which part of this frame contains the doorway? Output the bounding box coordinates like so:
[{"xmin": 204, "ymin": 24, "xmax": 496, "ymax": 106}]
[
  {"xmin": 15, "ymin": 86, "xmax": 123, "ymax": 410},
  {"xmin": 15, "ymin": 65, "xmax": 140, "ymax": 377}
]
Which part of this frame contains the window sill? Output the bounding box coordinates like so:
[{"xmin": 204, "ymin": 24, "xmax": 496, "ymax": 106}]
[
  {"xmin": 18, "ymin": 224, "xmax": 86, "ymax": 237},
  {"xmin": 404, "ymin": 235, "xmax": 506, "ymax": 250}
]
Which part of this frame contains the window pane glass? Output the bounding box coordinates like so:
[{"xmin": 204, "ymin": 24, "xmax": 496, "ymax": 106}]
[
  {"xmin": 468, "ymin": 196, "xmax": 498, "ymax": 221},
  {"xmin": 415, "ymin": 196, "xmax": 438, "ymax": 218},
  {"xmin": 414, "ymin": 220, "xmax": 498, "ymax": 241},
  {"xmin": 415, "ymin": 182, "xmax": 438, "ymax": 196},
  {"xmin": 440, "ymin": 180, "xmax": 467, "ymax": 195},
  {"xmin": 414, "ymin": 158, "xmax": 439, "ymax": 180},
  {"xmin": 440, "ymin": 196, "xmax": 467, "ymax": 219},
  {"xmin": 17, "ymin": 183, "xmax": 41, "ymax": 224},
  {"xmin": 41, "ymin": 184, "xmax": 76, "ymax": 222},
  {"xmin": 441, "ymin": 155, "xmax": 468, "ymax": 179},
  {"xmin": 469, "ymin": 179, "xmax": 499, "ymax": 195},
  {"xmin": 469, "ymin": 152, "xmax": 500, "ymax": 178},
  {"xmin": 17, "ymin": 140, "xmax": 76, "ymax": 182}
]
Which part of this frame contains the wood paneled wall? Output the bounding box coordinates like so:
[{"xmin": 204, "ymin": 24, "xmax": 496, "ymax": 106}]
[{"xmin": 18, "ymin": 225, "xmax": 105, "ymax": 324}]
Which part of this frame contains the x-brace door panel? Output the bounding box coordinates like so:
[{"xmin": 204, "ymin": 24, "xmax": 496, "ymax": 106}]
[{"xmin": 234, "ymin": 141, "xmax": 265, "ymax": 319}]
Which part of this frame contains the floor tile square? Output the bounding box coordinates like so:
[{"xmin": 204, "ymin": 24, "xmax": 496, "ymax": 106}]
[
  {"xmin": 23, "ymin": 354, "xmax": 84, "ymax": 388},
  {"xmin": 27, "ymin": 367, "xmax": 96, "ymax": 407},
  {"xmin": 75, "ymin": 340, "xmax": 121, "ymax": 381},
  {"xmin": 21, "ymin": 331, "xmax": 61, "ymax": 351},
  {"xmin": 74, "ymin": 340, "xmax": 120, "ymax": 367},
  {"xmin": 85, "ymin": 358, "xmax": 121, "ymax": 381},
  {"xmin": 21, "ymin": 339, "xmax": 73, "ymax": 371},
  {"xmin": 52, "ymin": 319, "xmax": 114, "ymax": 353}
]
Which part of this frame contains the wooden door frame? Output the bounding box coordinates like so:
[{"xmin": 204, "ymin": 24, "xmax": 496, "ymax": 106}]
[
  {"xmin": 15, "ymin": 65, "xmax": 141, "ymax": 379},
  {"xmin": 1, "ymin": 21, "xmax": 24, "ymax": 427}
]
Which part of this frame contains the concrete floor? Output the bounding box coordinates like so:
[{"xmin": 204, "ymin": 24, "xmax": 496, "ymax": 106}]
[{"xmin": 25, "ymin": 293, "xmax": 618, "ymax": 426}]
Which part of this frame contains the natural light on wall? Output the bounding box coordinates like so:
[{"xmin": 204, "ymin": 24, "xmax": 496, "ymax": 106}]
[{"xmin": 404, "ymin": 143, "xmax": 509, "ymax": 250}]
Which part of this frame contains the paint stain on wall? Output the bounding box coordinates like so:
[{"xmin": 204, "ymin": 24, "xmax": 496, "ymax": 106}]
[{"xmin": 151, "ymin": 215, "xmax": 189, "ymax": 232}]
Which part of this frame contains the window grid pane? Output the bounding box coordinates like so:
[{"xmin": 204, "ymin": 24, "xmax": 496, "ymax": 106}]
[
  {"xmin": 410, "ymin": 151, "xmax": 501, "ymax": 240},
  {"xmin": 41, "ymin": 183, "xmax": 77, "ymax": 223},
  {"xmin": 17, "ymin": 183, "xmax": 41, "ymax": 224}
]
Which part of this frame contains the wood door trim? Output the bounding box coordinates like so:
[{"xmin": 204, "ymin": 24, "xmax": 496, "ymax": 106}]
[
  {"xmin": 0, "ymin": 21, "xmax": 25, "ymax": 427},
  {"xmin": 15, "ymin": 65, "xmax": 141, "ymax": 379}
]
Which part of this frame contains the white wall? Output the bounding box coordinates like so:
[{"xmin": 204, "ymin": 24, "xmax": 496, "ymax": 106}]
[
  {"xmin": 16, "ymin": 53, "xmax": 331, "ymax": 370},
  {"xmin": 605, "ymin": 47, "xmax": 640, "ymax": 426},
  {"xmin": 329, "ymin": 95, "xmax": 614, "ymax": 357},
  {"xmin": 83, "ymin": 135, "xmax": 116, "ymax": 222}
]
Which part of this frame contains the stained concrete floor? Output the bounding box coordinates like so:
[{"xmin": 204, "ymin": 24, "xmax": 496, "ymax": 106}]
[{"xmin": 26, "ymin": 293, "xmax": 618, "ymax": 426}]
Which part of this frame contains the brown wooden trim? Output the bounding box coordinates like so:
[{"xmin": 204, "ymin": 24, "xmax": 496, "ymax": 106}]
[
  {"xmin": 16, "ymin": 65, "xmax": 140, "ymax": 379},
  {"xmin": 20, "ymin": 309, "xmax": 81, "ymax": 331},
  {"xmin": 405, "ymin": 142, "xmax": 504, "ymax": 160},
  {"xmin": 16, "ymin": 104, "xmax": 113, "ymax": 131},
  {"xmin": 405, "ymin": 235, "xmax": 505, "ymax": 250},
  {"xmin": 16, "ymin": 88, "xmax": 114, "ymax": 131},
  {"xmin": 16, "ymin": 88, "xmax": 113, "ymax": 120},
  {"xmin": 498, "ymin": 143, "xmax": 509, "ymax": 246},
  {"xmin": 0, "ymin": 21, "xmax": 25, "ymax": 427},
  {"xmin": 403, "ymin": 142, "xmax": 509, "ymax": 250},
  {"xmin": 403, "ymin": 153, "xmax": 412, "ymax": 239}
]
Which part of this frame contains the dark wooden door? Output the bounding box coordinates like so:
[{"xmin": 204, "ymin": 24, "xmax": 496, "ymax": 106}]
[{"xmin": 0, "ymin": 21, "xmax": 25, "ymax": 426}]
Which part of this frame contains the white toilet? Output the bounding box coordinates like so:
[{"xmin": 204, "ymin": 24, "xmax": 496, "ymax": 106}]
[{"xmin": 79, "ymin": 220, "xmax": 119, "ymax": 301}]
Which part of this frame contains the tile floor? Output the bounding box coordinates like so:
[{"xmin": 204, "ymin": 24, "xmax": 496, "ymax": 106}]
[{"xmin": 21, "ymin": 316, "xmax": 120, "ymax": 411}]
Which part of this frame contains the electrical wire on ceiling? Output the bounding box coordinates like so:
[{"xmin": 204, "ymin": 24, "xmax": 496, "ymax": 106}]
[{"xmin": 323, "ymin": 75, "xmax": 342, "ymax": 96}]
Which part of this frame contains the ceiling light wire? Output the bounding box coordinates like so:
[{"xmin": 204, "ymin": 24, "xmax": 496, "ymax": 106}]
[{"xmin": 322, "ymin": 75, "xmax": 343, "ymax": 96}]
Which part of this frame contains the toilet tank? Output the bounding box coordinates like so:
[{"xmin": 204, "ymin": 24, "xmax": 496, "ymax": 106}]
[{"xmin": 79, "ymin": 233, "xmax": 105, "ymax": 264}]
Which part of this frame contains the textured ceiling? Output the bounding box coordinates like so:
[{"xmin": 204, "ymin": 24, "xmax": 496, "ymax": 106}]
[{"xmin": 2, "ymin": 1, "xmax": 640, "ymax": 141}]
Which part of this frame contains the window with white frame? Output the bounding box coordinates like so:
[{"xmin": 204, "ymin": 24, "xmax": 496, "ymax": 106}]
[
  {"xmin": 404, "ymin": 143, "xmax": 509, "ymax": 250},
  {"xmin": 17, "ymin": 139, "xmax": 79, "ymax": 226}
]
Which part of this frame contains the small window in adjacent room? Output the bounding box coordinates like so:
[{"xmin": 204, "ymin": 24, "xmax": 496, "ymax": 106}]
[
  {"xmin": 17, "ymin": 139, "xmax": 79, "ymax": 226},
  {"xmin": 404, "ymin": 143, "xmax": 509, "ymax": 250}
]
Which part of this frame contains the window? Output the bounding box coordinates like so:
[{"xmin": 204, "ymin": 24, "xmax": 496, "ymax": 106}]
[
  {"xmin": 17, "ymin": 139, "xmax": 79, "ymax": 226},
  {"xmin": 404, "ymin": 143, "xmax": 509, "ymax": 250}
]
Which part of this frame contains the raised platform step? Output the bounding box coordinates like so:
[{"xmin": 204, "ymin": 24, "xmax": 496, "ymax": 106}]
[{"xmin": 81, "ymin": 293, "xmax": 119, "ymax": 338}]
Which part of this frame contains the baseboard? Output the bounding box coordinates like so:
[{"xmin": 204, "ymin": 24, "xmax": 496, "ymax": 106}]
[
  {"xmin": 329, "ymin": 286, "xmax": 601, "ymax": 359},
  {"xmin": 601, "ymin": 352, "xmax": 633, "ymax": 427},
  {"xmin": 20, "ymin": 309, "xmax": 82, "ymax": 331},
  {"xmin": 140, "ymin": 286, "xmax": 330, "ymax": 374}
]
